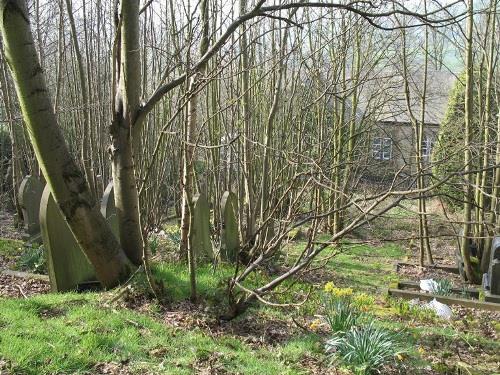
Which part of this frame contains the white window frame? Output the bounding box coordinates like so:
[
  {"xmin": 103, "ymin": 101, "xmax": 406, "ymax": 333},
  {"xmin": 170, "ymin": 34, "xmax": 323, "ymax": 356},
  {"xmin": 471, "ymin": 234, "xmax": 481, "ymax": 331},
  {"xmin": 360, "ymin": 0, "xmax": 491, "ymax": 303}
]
[
  {"xmin": 372, "ymin": 137, "xmax": 392, "ymax": 160},
  {"xmin": 422, "ymin": 137, "xmax": 433, "ymax": 160}
]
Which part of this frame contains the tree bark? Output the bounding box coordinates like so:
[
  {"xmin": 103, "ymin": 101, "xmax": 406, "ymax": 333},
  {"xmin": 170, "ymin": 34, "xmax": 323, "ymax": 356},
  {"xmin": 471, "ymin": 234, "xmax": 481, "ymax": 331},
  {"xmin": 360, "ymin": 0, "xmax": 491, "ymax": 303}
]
[
  {"xmin": 461, "ymin": 0, "xmax": 479, "ymax": 283},
  {"xmin": 65, "ymin": 0, "xmax": 95, "ymax": 199},
  {"xmin": 239, "ymin": 0, "xmax": 256, "ymax": 247},
  {"xmin": 111, "ymin": 0, "xmax": 144, "ymax": 266},
  {"xmin": 0, "ymin": 0, "xmax": 133, "ymax": 287}
]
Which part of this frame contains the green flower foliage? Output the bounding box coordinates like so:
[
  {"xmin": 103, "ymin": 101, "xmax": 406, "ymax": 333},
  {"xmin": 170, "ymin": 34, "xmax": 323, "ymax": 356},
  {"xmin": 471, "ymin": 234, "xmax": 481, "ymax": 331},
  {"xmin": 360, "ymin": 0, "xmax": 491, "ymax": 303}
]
[
  {"xmin": 17, "ymin": 245, "xmax": 47, "ymax": 274},
  {"xmin": 325, "ymin": 323, "xmax": 405, "ymax": 375}
]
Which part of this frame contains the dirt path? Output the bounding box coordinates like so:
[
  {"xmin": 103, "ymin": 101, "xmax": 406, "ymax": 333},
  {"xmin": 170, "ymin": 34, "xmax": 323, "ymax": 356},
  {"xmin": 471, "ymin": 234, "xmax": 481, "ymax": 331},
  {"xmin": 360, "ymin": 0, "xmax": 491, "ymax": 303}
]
[{"xmin": 0, "ymin": 210, "xmax": 23, "ymax": 240}]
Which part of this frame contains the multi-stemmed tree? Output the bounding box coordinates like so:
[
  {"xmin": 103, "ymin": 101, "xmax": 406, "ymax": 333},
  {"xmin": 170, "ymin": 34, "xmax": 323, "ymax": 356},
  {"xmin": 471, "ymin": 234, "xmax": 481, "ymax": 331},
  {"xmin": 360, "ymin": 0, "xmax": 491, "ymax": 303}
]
[{"xmin": 0, "ymin": 0, "xmax": 468, "ymax": 300}]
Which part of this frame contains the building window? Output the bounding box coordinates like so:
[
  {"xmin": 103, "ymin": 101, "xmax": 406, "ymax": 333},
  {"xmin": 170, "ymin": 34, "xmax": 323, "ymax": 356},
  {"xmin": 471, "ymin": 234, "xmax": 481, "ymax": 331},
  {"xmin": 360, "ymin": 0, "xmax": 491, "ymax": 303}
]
[
  {"xmin": 372, "ymin": 137, "xmax": 392, "ymax": 160},
  {"xmin": 422, "ymin": 137, "xmax": 434, "ymax": 160}
]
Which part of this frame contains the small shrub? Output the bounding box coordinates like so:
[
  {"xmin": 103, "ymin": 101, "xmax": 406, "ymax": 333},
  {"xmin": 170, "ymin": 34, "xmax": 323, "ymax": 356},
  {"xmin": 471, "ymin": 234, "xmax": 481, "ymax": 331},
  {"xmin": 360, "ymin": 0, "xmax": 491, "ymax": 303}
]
[
  {"xmin": 325, "ymin": 323, "xmax": 404, "ymax": 375},
  {"xmin": 17, "ymin": 245, "xmax": 46, "ymax": 274}
]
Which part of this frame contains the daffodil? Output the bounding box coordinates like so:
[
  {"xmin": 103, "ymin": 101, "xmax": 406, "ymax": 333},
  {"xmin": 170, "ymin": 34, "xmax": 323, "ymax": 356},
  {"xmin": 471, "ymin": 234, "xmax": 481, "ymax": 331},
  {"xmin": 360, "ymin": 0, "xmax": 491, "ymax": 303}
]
[
  {"xmin": 324, "ymin": 281, "xmax": 335, "ymax": 293},
  {"xmin": 309, "ymin": 319, "xmax": 321, "ymax": 330}
]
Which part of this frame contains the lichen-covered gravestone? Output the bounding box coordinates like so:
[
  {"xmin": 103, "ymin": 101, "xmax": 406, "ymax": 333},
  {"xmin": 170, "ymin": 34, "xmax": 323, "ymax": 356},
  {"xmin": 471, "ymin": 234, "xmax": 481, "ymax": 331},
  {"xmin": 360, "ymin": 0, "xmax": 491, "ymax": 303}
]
[
  {"xmin": 190, "ymin": 193, "xmax": 213, "ymax": 260},
  {"xmin": 18, "ymin": 175, "xmax": 44, "ymax": 239},
  {"xmin": 220, "ymin": 191, "xmax": 239, "ymax": 262},
  {"xmin": 39, "ymin": 184, "xmax": 97, "ymax": 292},
  {"xmin": 100, "ymin": 182, "xmax": 119, "ymax": 240}
]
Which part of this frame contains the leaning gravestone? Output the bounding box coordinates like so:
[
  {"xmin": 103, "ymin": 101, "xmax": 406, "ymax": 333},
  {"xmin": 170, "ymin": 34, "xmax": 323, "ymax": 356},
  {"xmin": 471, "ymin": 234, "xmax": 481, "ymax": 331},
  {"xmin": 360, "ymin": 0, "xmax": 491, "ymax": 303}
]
[
  {"xmin": 484, "ymin": 236, "xmax": 500, "ymax": 303},
  {"xmin": 191, "ymin": 193, "xmax": 213, "ymax": 260},
  {"xmin": 18, "ymin": 175, "xmax": 44, "ymax": 239},
  {"xmin": 39, "ymin": 184, "xmax": 97, "ymax": 292},
  {"xmin": 220, "ymin": 191, "xmax": 239, "ymax": 262},
  {"xmin": 100, "ymin": 182, "xmax": 119, "ymax": 240}
]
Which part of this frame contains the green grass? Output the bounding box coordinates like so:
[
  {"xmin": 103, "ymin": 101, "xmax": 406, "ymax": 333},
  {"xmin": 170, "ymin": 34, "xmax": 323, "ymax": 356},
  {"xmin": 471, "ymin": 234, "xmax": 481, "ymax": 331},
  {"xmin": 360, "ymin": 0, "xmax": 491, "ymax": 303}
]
[
  {"xmin": 283, "ymin": 241, "xmax": 403, "ymax": 292},
  {"xmin": 1, "ymin": 234, "xmax": 499, "ymax": 374},
  {"xmin": 0, "ymin": 238, "xmax": 23, "ymax": 257},
  {"xmin": 0, "ymin": 261, "xmax": 323, "ymax": 374},
  {"xmin": 0, "ymin": 291, "xmax": 322, "ymax": 374},
  {"xmin": 332, "ymin": 244, "xmax": 403, "ymax": 291}
]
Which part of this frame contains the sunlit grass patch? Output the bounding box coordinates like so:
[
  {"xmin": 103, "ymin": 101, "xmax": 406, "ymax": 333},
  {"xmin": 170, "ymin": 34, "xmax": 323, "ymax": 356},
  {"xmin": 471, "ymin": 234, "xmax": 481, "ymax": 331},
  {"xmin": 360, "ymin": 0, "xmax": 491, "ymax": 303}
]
[
  {"xmin": 0, "ymin": 237, "xmax": 23, "ymax": 257},
  {"xmin": 0, "ymin": 292, "xmax": 321, "ymax": 374}
]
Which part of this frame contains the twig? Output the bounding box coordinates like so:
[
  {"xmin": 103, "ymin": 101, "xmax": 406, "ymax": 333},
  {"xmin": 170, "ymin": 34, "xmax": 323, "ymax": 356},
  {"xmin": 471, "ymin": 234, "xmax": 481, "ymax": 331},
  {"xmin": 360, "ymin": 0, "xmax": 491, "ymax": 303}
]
[
  {"xmin": 291, "ymin": 316, "xmax": 312, "ymax": 333},
  {"xmin": 16, "ymin": 284, "xmax": 27, "ymax": 299},
  {"xmin": 234, "ymin": 280, "xmax": 312, "ymax": 308}
]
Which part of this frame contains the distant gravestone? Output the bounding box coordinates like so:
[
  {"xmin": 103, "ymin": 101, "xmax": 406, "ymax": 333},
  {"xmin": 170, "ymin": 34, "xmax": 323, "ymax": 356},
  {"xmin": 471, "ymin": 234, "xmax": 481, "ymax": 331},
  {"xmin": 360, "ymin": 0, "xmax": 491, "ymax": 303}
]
[
  {"xmin": 190, "ymin": 193, "xmax": 213, "ymax": 260},
  {"xmin": 100, "ymin": 182, "xmax": 119, "ymax": 240},
  {"xmin": 18, "ymin": 175, "xmax": 44, "ymax": 239},
  {"xmin": 484, "ymin": 237, "xmax": 500, "ymax": 302},
  {"xmin": 39, "ymin": 184, "xmax": 97, "ymax": 292},
  {"xmin": 220, "ymin": 191, "xmax": 239, "ymax": 262}
]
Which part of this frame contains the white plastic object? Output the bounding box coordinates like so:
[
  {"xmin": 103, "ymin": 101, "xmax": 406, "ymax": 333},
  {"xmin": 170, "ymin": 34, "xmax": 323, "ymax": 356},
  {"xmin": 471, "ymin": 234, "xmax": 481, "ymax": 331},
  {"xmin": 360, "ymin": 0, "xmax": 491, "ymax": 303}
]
[
  {"xmin": 420, "ymin": 279, "xmax": 438, "ymax": 293},
  {"xmin": 425, "ymin": 298, "xmax": 452, "ymax": 319}
]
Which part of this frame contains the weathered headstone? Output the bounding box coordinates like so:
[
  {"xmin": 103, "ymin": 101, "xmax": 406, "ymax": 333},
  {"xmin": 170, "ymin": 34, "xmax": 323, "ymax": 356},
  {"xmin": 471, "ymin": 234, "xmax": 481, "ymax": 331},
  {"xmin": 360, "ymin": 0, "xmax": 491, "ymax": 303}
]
[
  {"xmin": 18, "ymin": 175, "xmax": 44, "ymax": 239},
  {"xmin": 100, "ymin": 182, "xmax": 119, "ymax": 240},
  {"xmin": 39, "ymin": 184, "xmax": 97, "ymax": 292},
  {"xmin": 191, "ymin": 193, "xmax": 213, "ymax": 260},
  {"xmin": 220, "ymin": 191, "xmax": 239, "ymax": 262},
  {"xmin": 484, "ymin": 236, "xmax": 500, "ymax": 303}
]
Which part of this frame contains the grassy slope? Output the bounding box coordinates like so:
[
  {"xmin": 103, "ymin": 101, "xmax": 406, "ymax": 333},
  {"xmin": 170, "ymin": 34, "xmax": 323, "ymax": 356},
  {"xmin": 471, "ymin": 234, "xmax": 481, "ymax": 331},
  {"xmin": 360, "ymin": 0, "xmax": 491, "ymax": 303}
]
[
  {"xmin": 0, "ymin": 236, "xmax": 499, "ymax": 374},
  {"xmin": 0, "ymin": 293, "xmax": 321, "ymax": 375}
]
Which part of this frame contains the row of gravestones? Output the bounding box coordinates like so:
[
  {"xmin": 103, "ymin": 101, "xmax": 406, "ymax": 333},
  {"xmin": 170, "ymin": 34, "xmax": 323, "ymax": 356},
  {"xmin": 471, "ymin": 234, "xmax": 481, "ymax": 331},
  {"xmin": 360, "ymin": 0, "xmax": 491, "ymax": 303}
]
[
  {"xmin": 191, "ymin": 191, "xmax": 239, "ymax": 263},
  {"xmin": 18, "ymin": 175, "xmax": 240, "ymax": 292},
  {"xmin": 18, "ymin": 176, "xmax": 118, "ymax": 292}
]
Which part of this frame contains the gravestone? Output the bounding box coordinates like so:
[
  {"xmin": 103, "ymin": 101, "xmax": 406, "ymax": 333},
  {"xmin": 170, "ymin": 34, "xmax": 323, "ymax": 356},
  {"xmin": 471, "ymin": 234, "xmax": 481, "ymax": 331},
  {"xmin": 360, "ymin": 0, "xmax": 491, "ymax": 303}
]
[
  {"xmin": 18, "ymin": 175, "xmax": 44, "ymax": 239},
  {"xmin": 220, "ymin": 191, "xmax": 239, "ymax": 262},
  {"xmin": 484, "ymin": 236, "xmax": 500, "ymax": 303},
  {"xmin": 100, "ymin": 182, "xmax": 119, "ymax": 240},
  {"xmin": 39, "ymin": 184, "xmax": 97, "ymax": 292},
  {"xmin": 191, "ymin": 193, "xmax": 213, "ymax": 260}
]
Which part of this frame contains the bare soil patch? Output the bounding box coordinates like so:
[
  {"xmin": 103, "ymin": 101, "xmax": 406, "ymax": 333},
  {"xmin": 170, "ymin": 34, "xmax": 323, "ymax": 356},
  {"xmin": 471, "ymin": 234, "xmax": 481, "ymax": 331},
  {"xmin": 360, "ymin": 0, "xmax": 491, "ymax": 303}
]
[{"xmin": 0, "ymin": 274, "xmax": 49, "ymax": 298}]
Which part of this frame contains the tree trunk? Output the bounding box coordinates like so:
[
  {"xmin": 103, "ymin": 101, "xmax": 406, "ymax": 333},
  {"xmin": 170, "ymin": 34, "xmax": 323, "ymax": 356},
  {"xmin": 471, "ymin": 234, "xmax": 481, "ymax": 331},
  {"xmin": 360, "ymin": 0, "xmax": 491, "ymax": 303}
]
[
  {"xmin": 461, "ymin": 0, "xmax": 479, "ymax": 283},
  {"xmin": 65, "ymin": 0, "xmax": 95, "ymax": 199},
  {"xmin": 419, "ymin": 4, "xmax": 433, "ymax": 265},
  {"xmin": 477, "ymin": 0, "xmax": 496, "ymax": 264},
  {"xmin": 239, "ymin": 0, "xmax": 256, "ymax": 247},
  {"xmin": 0, "ymin": 0, "xmax": 133, "ymax": 287},
  {"xmin": 111, "ymin": 0, "xmax": 144, "ymax": 266}
]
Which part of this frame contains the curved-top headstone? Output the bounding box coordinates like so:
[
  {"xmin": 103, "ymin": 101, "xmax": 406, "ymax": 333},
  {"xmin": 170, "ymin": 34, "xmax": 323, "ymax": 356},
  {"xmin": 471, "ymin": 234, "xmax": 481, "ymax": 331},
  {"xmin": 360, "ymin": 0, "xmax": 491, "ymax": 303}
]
[
  {"xmin": 487, "ymin": 236, "xmax": 500, "ymax": 296},
  {"xmin": 191, "ymin": 193, "xmax": 213, "ymax": 260},
  {"xmin": 100, "ymin": 182, "xmax": 119, "ymax": 240},
  {"xmin": 18, "ymin": 175, "xmax": 44, "ymax": 238},
  {"xmin": 39, "ymin": 184, "xmax": 96, "ymax": 292},
  {"xmin": 220, "ymin": 191, "xmax": 239, "ymax": 262}
]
